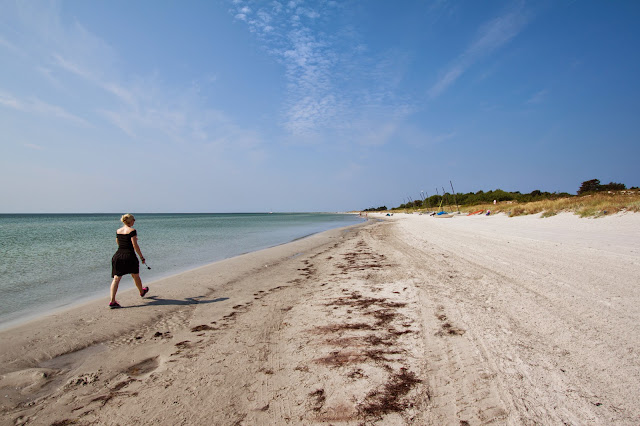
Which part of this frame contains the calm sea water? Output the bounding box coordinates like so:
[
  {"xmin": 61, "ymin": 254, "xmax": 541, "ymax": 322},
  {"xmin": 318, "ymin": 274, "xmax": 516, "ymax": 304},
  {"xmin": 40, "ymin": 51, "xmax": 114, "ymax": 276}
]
[{"xmin": 0, "ymin": 213, "xmax": 364, "ymax": 328}]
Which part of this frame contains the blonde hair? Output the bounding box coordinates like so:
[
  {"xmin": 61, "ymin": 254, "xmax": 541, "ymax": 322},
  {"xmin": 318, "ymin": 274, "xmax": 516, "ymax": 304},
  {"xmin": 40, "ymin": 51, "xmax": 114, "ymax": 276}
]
[{"xmin": 121, "ymin": 213, "xmax": 135, "ymax": 226}]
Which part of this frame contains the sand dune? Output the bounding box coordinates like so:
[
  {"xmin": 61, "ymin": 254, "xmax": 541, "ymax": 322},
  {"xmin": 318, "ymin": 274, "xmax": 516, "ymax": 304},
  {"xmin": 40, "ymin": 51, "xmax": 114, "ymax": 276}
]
[{"xmin": 1, "ymin": 212, "xmax": 639, "ymax": 425}]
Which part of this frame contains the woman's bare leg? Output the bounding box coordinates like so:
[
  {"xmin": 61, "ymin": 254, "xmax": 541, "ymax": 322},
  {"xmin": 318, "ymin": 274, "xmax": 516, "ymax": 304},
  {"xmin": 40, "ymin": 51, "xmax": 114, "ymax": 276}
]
[
  {"xmin": 132, "ymin": 273, "xmax": 144, "ymax": 294},
  {"xmin": 110, "ymin": 276, "xmax": 121, "ymax": 303}
]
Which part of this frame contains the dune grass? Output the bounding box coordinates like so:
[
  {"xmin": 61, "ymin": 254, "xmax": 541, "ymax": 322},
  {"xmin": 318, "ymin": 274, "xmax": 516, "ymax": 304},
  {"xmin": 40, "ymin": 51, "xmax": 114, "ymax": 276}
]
[{"xmin": 392, "ymin": 191, "xmax": 640, "ymax": 218}]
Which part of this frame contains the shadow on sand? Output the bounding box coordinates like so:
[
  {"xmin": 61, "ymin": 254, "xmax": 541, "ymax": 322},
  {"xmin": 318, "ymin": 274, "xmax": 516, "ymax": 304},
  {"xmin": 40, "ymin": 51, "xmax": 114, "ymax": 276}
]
[{"xmin": 125, "ymin": 295, "xmax": 229, "ymax": 308}]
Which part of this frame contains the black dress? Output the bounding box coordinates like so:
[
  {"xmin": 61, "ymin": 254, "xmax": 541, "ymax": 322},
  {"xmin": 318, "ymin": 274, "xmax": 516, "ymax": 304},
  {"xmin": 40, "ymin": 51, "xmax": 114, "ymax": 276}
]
[{"xmin": 111, "ymin": 230, "xmax": 140, "ymax": 277}]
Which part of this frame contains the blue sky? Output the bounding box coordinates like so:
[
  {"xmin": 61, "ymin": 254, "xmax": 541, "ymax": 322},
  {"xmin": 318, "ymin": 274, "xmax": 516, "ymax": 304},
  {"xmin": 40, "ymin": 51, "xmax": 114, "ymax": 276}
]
[{"xmin": 1, "ymin": 0, "xmax": 638, "ymax": 212}]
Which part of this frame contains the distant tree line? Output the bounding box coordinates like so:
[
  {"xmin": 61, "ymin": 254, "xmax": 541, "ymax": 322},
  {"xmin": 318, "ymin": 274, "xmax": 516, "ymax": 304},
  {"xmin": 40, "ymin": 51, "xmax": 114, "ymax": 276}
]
[
  {"xmin": 577, "ymin": 179, "xmax": 627, "ymax": 195},
  {"xmin": 377, "ymin": 178, "xmax": 635, "ymax": 211},
  {"xmin": 393, "ymin": 189, "xmax": 570, "ymax": 210},
  {"xmin": 363, "ymin": 206, "xmax": 388, "ymax": 212}
]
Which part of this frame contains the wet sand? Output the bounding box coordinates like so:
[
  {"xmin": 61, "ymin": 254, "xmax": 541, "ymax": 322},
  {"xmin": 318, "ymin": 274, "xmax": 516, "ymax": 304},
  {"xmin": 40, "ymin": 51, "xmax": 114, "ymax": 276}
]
[{"xmin": 1, "ymin": 212, "xmax": 639, "ymax": 425}]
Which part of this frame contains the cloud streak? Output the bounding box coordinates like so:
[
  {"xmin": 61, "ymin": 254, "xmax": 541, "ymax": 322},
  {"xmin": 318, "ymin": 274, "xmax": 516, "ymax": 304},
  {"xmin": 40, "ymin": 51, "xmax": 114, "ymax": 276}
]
[
  {"xmin": 0, "ymin": 36, "xmax": 20, "ymax": 54},
  {"xmin": 54, "ymin": 46, "xmax": 263, "ymax": 154},
  {"xmin": 526, "ymin": 88, "xmax": 549, "ymax": 104},
  {"xmin": 0, "ymin": 90, "xmax": 89, "ymax": 126},
  {"xmin": 429, "ymin": 5, "xmax": 530, "ymax": 99}
]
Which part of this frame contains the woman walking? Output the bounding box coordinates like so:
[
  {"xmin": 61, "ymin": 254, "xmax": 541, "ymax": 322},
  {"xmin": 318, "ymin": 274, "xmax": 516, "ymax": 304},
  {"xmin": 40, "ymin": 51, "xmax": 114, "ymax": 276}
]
[{"xmin": 109, "ymin": 214, "xmax": 149, "ymax": 308}]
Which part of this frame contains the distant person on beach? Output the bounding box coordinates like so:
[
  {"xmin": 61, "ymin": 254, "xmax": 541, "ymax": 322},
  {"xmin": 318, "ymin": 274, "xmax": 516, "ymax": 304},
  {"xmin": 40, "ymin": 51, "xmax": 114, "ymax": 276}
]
[{"xmin": 109, "ymin": 214, "xmax": 149, "ymax": 308}]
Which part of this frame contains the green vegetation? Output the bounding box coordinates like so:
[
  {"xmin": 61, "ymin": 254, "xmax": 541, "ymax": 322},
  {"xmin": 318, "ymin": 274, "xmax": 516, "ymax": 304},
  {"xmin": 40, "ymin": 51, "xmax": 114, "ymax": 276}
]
[
  {"xmin": 394, "ymin": 189, "xmax": 572, "ymax": 211},
  {"xmin": 363, "ymin": 206, "xmax": 388, "ymax": 212},
  {"xmin": 577, "ymin": 179, "xmax": 627, "ymax": 195},
  {"xmin": 378, "ymin": 179, "xmax": 640, "ymax": 218}
]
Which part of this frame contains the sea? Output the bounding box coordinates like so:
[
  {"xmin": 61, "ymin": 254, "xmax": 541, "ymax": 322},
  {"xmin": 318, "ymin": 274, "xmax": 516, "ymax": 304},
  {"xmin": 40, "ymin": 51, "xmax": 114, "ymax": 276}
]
[{"xmin": 0, "ymin": 213, "xmax": 364, "ymax": 329}]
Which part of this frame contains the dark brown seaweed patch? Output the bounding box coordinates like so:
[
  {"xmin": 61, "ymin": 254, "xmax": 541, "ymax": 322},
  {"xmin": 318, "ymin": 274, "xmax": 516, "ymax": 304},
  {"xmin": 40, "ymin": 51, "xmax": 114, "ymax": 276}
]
[
  {"xmin": 191, "ymin": 324, "xmax": 214, "ymax": 332},
  {"xmin": 309, "ymin": 389, "xmax": 326, "ymax": 411},
  {"xmin": 359, "ymin": 368, "xmax": 422, "ymax": 417}
]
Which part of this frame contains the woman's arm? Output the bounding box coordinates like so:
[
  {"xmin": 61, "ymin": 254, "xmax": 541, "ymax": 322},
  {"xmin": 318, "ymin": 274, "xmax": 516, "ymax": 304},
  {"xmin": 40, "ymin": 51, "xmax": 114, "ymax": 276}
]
[{"xmin": 131, "ymin": 235, "xmax": 145, "ymax": 264}]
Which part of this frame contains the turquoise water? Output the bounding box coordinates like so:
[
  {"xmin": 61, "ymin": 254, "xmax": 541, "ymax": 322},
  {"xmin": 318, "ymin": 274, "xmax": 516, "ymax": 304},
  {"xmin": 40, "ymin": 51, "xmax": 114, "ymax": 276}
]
[{"xmin": 0, "ymin": 213, "xmax": 363, "ymax": 328}]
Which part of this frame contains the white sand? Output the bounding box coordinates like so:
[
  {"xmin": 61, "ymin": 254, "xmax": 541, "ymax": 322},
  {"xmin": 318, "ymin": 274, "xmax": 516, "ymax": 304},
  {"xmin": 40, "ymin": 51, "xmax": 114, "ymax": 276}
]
[{"xmin": 1, "ymin": 212, "xmax": 639, "ymax": 425}]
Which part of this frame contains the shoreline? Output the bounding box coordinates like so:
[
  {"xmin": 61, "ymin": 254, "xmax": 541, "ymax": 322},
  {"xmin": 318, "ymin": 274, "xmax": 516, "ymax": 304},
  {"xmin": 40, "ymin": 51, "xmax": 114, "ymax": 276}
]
[
  {"xmin": 0, "ymin": 220, "xmax": 370, "ymax": 372},
  {"xmin": 2, "ymin": 212, "xmax": 638, "ymax": 424},
  {"xmin": 0, "ymin": 214, "xmax": 365, "ymax": 332}
]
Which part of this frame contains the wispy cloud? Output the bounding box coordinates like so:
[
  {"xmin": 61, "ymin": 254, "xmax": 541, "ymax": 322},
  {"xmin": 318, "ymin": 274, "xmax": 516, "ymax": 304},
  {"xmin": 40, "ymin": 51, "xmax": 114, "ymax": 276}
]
[
  {"xmin": 29, "ymin": 97, "xmax": 90, "ymax": 126},
  {"xmin": 0, "ymin": 90, "xmax": 89, "ymax": 126},
  {"xmin": 230, "ymin": 1, "xmax": 414, "ymax": 145},
  {"xmin": 51, "ymin": 53, "xmax": 94, "ymax": 81},
  {"xmin": 24, "ymin": 143, "xmax": 45, "ymax": 150},
  {"xmin": 89, "ymin": 75, "xmax": 266, "ymax": 163},
  {"xmin": 429, "ymin": 5, "xmax": 530, "ymax": 99},
  {"xmin": 36, "ymin": 66, "xmax": 63, "ymax": 89},
  {"xmin": 526, "ymin": 88, "xmax": 549, "ymax": 104},
  {"xmin": 97, "ymin": 83, "xmax": 259, "ymax": 151},
  {"xmin": 231, "ymin": 1, "xmax": 341, "ymax": 137},
  {"xmin": 0, "ymin": 35, "xmax": 20, "ymax": 54},
  {"xmin": 54, "ymin": 44, "xmax": 263, "ymax": 153},
  {"xmin": 0, "ymin": 91, "xmax": 22, "ymax": 110},
  {"xmin": 281, "ymin": 26, "xmax": 338, "ymax": 135},
  {"xmin": 427, "ymin": 131, "xmax": 457, "ymax": 145},
  {"xmin": 51, "ymin": 53, "xmax": 137, "ymax": 107},
  {"xmin": 429, "ymin": 66, "xmax": 465, "ymax": 99},
  {"xmin": 401, "ymin": 125, "xmax": 457, "ymax": 150},
  {"xmin": 2, "ymin": 2, "xmax": 263, "ymax": 154}
]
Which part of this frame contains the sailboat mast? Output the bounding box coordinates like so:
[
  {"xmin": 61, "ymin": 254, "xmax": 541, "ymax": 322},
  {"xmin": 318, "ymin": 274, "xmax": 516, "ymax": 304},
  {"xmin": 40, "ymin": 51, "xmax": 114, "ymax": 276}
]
[{"xmin": 450, "ymin": 180, "xmax": 460, "ymax": 213}]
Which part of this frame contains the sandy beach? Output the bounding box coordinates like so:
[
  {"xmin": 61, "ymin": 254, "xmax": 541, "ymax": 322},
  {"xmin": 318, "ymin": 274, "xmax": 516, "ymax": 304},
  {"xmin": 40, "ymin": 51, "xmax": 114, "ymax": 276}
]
[{"xmin": 1, "ymin": 212, "xmax": 639, "ymax": 425}]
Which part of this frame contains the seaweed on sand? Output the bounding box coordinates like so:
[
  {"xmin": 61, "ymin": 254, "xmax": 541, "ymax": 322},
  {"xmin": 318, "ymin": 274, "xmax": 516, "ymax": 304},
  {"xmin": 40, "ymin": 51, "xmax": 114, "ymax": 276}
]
[{"xmin": 358, "ymin": 367, "xmax": 422, "ymax": 418}]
